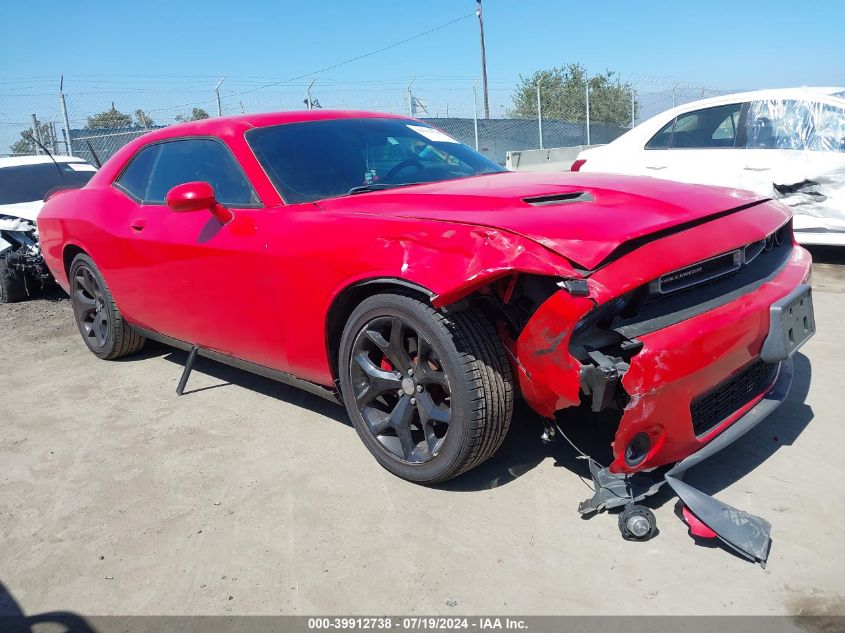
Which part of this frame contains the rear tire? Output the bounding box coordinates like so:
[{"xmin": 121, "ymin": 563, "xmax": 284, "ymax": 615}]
[
  {"xmin": 339, "ymin": 292, "xmax": 513, "ymax": 484},
  {"xmin": 0, "ymin": 255, "xmax": 27, "ymax": 303},
  {"xmin": 69, "ymin": 254, "xmax": 145, "ymax": 359}
]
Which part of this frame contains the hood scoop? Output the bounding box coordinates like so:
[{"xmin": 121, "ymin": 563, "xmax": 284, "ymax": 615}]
[{"xmin": 523, "ymin": 191, "xmax": 594, "ymax": 206}]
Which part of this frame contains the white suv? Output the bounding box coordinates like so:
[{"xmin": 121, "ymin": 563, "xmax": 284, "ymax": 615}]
[{"xmin": 574, "ymin": 87, "xmax": 845, "ymax": 246}]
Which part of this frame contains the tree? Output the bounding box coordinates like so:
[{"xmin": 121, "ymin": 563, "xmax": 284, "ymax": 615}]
[
  {"xmin": 9, "ymin": 122, "xmax": 52, "ymax": 155},
  {"xmin": 175, "ymin": 107, "xmax": 210, "ymax": 123},
  {"xmin": 135, "ymin": 109, "xmax": 155, "ymax": 128},
  {"xmin": 509, "ymin": 63, "xmax": 637, "ymax": 126},
  {"xmin": 85, "ymin": 104, "xmax": 132, "ymax": 129},
  {"xmin": 10, "ymin": 131, "xmax": 36, "ymax": 155}
]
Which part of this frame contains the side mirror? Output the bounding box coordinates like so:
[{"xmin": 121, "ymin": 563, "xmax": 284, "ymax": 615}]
[{"xmin": 165, "ymin": 181, "xmax": 233, "ymax": 224}]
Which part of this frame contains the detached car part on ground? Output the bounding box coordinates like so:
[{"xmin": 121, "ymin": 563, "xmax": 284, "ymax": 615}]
[
  {"xmin": 0, "ymin": 156, "xmax": 97, "ymax": 302},
  {"xmin": 37, "ymin": 112, "xmax": 815, "ymax": 564},
  {"xmin": 575, "ymin": 87, "xmax": 845, "ymax": 247}
]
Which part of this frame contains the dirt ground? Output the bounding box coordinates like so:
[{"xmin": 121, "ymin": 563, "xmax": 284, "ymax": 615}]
[{"xmin": 2, "ymin": 250, "xmax": 845, "ymax": 618}]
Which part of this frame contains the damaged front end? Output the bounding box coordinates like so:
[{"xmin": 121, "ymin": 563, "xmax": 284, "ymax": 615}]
[
  {"xmin": 0, "ymin": 217, "xmax": 53, "ymax": 302},
  {"xmin": 506, "ymin": 217, "xmax": 814, "ymax": 564}
]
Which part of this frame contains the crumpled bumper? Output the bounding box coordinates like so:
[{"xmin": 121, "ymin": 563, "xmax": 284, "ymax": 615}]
[
  {"xmin": 515, "ymin": 244, "xmax": 812, "ymax": 475},
  {"xmin": 665, "ymin": 358, "xmax": 793, "ymax": 564},
  {"xmin": 577, "ymin": 357, "xmax": 793, "ymax": 564}
]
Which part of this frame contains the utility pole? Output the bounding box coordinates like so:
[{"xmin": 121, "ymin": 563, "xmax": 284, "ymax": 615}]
[
  {"xmin": 476, "ymin": 0, "xmax": 489, "ymax": 119},
  {"xmin": 215, "ymin": 76, "xmax": 226, "ymax": 117}
]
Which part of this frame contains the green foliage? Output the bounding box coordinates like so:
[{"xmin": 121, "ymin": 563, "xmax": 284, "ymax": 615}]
[
  {"xmin": 86, "ymin": 105, "xmax": 133, "ymax": 129},
  {"xmin": 509, "ymin": 63, "xmax": 637, "ymax": 126},
  {"xmin": 8, "ymin": 123, "xmax": 52, "ymax": 155},
  {"xmin": 135, "ymin": 110, "xmax": 155, "ymax": 128},
  {"xmin": 175, "ymin": 107, "xmax": 210, "ymax": 123},
  {"xmin": 10, "ymin": 133, "xmax": 35, "ymax": 156}
]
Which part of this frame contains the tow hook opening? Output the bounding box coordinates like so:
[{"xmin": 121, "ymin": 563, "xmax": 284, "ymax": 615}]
[{"xmin": 579, "ymin": 348, "xmax": 632, "ymax": 412}]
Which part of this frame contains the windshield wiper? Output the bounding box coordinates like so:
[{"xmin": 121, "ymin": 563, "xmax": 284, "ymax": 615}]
[
  {"xmin": 346, "ymin": 182, "xmax": 425, "ymax": 196},
  {"xmin": 347, "ymin": 183, "xmax": 396, "ymax": 195}
]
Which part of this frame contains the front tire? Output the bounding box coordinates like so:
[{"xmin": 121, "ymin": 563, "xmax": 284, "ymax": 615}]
[
  {"xmin": 338, "ymin": 292, "xmax": 513, "ymax": 484},
  {"xmin": 69, "ymin": 254, "xmax": 145, "ymax": 360}
]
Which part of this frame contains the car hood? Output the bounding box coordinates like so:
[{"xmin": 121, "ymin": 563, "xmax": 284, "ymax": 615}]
[
  {"xmin": 0, "ymin": 200, "xmax": 43, "ymax": 223},
  {"xmin": 316, "ymin": 171, "xmax": 765, "ymax": 269}
]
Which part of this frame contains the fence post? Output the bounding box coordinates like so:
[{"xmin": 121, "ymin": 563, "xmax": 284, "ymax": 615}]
[
  {"xmin": 407, "ymin": 76, "xmax": 416, "ymax": 118},
  {"xmin": 472, "ymin": 82, "xmax": 479, "ymax": 151},
  {"xmin": 536, "ymin": 83, "xmax": 543, "ymax": 150},
  {"xmin": 215, "ymin": 76, "xmax": 226, "ymax": 117},
  {"xmin": 30, "ymin": 114, "xmax": 42, "ymax": 155},
  {"xmin": 60, "ymin": 90, "xmax": 74, "ymax": 156},
  {"xmin": 305, "ymin": 78, "xmax": 315, "ymax": 110},
  {"xmin": 631, "ymin": 88, "xmax": 636, "ymax": 129},
  {"xmin": 585, "ymin": 82, "xmax": 591, "ymax": 146}
]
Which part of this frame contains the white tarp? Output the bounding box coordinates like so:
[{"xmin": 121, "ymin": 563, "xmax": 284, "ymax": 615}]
[{"xmin": 745, "ymin": 98, "xmax": 845, "ymax": 236}]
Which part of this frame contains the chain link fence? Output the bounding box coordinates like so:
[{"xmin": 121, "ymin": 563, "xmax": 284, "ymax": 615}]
[{"xmin": 0, "ymin": 76, "xmax": 736, "ymax": 166}]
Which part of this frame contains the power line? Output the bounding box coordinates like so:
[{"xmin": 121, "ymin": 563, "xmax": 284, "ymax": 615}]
[{"xmin": 146, "ymin": 12, "xmax": 475, "ymax": 115}]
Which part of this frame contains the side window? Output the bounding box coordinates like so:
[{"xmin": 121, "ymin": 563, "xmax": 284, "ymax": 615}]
[
  {"xmin": 746, "ymin": 100, "xmax": 814, "ymax": 150},
  {"xmin": 115, "ymin": 144, "xmax": 161, "ymax": 200},
  {"xmin": 711, "ymin": 110, "xmax": 739, "ymax": 141},
  {"xmin": 144, "ymin": 139, "xmax": 259, "ymax": 206},
  {"xmin": 645, "ymin": 118, "xmax": 674, "ymax": 149},
  {"xmin": 669, "ymin": 103, "xmax": 743, "ymax": 148},
  {"xmin": 812, "ymin": 104, "xmax": 845, "ymax": 152}
]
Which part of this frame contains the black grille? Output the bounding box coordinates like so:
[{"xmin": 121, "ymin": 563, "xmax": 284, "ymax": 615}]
[
  {"xmin": 658, "ymin": 250, "xmax": 741, "ymax": 294},
  {"xmin": 690, "ymin": 359, "xmax": 778, "ymax": 436}
]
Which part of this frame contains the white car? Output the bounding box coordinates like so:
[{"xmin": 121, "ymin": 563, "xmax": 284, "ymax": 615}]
[
  {"xmin": 0, "ymin": 155, "xmax": 97, "ymax": 302},
  {"xmin": 574, "ymin": 87, "xmax": 845, "ymax": 246}
]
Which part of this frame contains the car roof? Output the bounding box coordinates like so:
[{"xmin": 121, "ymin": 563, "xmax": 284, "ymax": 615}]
[
  {"xmin": 140, "ymin": 109, "xmax": 410, "ymax": 141},
  {"xmin": 0, "ymin": 155, "xmax": 90, "ymax": 169},
  {"xmin": 661, "ymin": 87, "xmax": 845, "ymax": 114}
]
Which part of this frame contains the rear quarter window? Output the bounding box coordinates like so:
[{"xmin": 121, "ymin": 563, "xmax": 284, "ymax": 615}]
[{"xmin": 115, "ymin": 144, "xmax": 160, "ymax": 200}]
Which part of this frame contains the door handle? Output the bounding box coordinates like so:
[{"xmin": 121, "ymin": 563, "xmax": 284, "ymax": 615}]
[
  {"xmin": 744, "ymin": 166, "xmax": 770, "ymax": 172},
  {"xmin": 645, "ymin": 165, "xmax": 666, "ymax": 170},
  {"xmin": 130, "ymin": 219, "xmax": 146, "ymax": 231}
]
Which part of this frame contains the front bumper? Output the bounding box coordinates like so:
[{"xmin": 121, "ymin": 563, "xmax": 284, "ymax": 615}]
[
  {"xmin": 515, "ymin": 244, "xmax": 813, "ymax": 476},
  {"xmin": 577, "ymin": 358, "xmax": 793, "ymax": 564}
]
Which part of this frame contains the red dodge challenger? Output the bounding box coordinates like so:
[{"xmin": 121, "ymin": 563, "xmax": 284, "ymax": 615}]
[{"xmin": 38, "ymin": 111, "xmax": 814, "ymax": 562}]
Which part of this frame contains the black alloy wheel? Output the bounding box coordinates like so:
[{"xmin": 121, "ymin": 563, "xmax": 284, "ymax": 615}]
[
  {"xmin": 339, "ymin": 292, "xmax": 514, "ymax": 484},
  {"xmin": 68, "ymin": 254, "xmax": 145, "ymax": 360},
  {"xmin": 72, "ymin": 263, "xmax": 110, "ymax": 349},
  {"xmin": 350, "ymin": 315, "xmax": 452, "ymax": 464}
]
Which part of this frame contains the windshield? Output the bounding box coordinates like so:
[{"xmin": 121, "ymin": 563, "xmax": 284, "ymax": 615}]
[
  {"xmin": 0, "ymin": 162, "xmax": 95, "ymax": 205},
  {"xmin": 246, "ymin": 117, "xmax": 505, "ymax": 204}
]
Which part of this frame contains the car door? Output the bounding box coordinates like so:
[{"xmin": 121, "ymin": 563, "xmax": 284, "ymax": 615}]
[
  {"xmin": 641, "ymin": 102, "xmax": 748, "ymax": 188},
  {"xmin": 743, "ymin": 98, "xmax": 845, "ymax": 236},
  {"xmin": 110, "ymin": 137, "xmax": 290, "ymax": 369},
  {"xmin": 742, "ymin": 99, "xmax": 811, "ymax": 194}
]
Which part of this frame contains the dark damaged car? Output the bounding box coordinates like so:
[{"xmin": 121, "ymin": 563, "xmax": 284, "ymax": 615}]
[{"xmin": 0, "ymin": 155, "xmax": 96, "ymax": 302}]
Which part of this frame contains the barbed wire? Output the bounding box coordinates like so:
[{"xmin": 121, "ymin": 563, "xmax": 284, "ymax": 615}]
[{"xmin": 0, "ymin": 72, "xmax": 744, "ymax": 160}]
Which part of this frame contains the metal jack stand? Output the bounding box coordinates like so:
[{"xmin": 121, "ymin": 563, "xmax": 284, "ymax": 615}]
[{"xmin": 176, "ymin": 346, "xmax": 199, "ymax": 395}]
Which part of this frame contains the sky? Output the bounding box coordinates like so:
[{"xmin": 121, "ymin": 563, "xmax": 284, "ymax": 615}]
[{"xmin": 1, "ymin": 0, "xmax": 844, "ymax": 148}]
